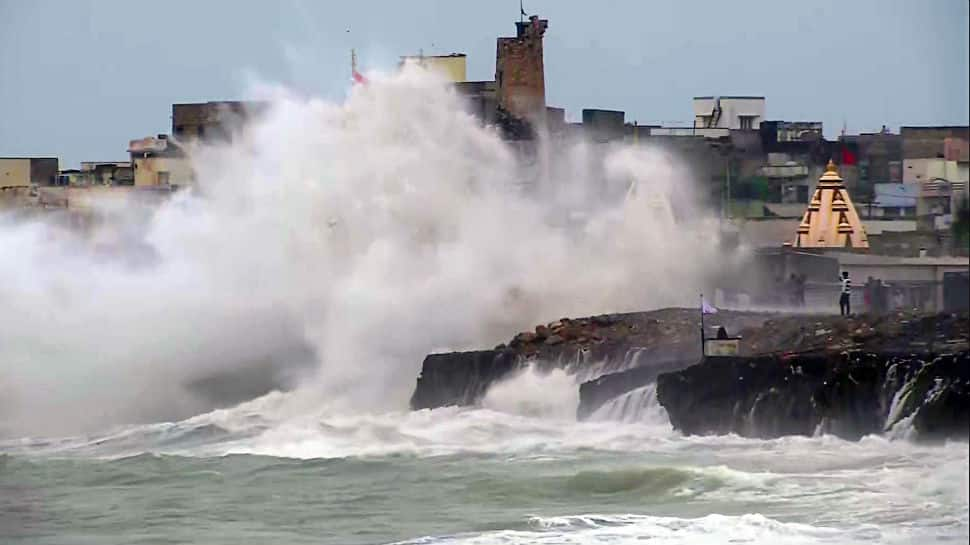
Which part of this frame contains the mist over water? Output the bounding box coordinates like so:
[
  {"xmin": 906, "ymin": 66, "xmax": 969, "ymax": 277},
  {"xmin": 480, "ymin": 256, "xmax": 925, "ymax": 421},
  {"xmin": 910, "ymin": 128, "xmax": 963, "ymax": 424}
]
[{"xmin": 0, "ymin": 67, "xmax": 726, "ymax": 437}]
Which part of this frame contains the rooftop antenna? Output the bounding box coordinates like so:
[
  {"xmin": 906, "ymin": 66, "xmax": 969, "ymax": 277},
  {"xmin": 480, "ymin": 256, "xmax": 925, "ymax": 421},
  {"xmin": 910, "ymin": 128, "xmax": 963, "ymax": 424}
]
[{"xmin": 520, "ymin": 0, "xmax": 526, "ymax": 23}]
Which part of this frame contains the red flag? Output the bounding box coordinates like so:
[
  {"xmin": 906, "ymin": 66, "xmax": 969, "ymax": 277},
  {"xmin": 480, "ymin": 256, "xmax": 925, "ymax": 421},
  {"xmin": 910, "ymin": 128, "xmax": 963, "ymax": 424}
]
[
  {"xmin": 842, "ymin": 147, "xmax": 857, "ymax": 165},
  {"xmin": 351, "ymin": 49, "xmax": 368, "ymax": 85}
]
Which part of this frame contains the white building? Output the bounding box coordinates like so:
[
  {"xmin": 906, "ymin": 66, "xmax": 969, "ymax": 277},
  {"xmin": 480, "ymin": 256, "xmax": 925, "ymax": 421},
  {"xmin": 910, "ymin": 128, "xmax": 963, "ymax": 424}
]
[{"xmin": 693, "ymin": 96, "xmax": 765, "ymax": 131}]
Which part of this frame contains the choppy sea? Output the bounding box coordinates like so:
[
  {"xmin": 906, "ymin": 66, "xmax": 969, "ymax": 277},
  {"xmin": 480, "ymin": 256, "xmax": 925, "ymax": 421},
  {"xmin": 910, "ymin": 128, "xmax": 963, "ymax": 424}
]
[{"xmin": 2, "ymin": 384, "xmax": 967, "ymax": 545}]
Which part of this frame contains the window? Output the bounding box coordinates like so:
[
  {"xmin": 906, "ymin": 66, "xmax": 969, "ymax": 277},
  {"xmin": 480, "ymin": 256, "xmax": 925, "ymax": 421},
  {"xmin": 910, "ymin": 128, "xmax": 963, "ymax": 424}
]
[{"xmin": 739, "ymin": 116, "xmax": 756, "ymax": 130}]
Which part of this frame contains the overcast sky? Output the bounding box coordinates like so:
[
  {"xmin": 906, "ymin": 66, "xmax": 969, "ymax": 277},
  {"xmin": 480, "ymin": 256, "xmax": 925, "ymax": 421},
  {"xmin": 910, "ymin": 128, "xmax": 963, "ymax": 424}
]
[{"xmin": 2, "ymin": 0, "xmax": 968, "ymax": 167}]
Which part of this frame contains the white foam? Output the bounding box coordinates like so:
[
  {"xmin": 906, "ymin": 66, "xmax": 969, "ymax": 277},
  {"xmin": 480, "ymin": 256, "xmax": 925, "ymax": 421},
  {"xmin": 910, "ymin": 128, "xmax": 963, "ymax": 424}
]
[
  {"xmin": 481, "ymin": 365, "xmax": 579, "ymax": 420},
  {"xmin": 588, "ymin": 383, "xmax": 669, "ymax": 426},
  {"xmin": 390, "ymin": 513, "xmax": 885, "ymax": 545}
]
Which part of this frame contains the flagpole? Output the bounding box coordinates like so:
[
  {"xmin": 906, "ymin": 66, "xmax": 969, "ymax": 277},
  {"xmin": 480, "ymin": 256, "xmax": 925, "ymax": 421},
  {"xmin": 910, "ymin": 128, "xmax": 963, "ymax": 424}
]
[{"xmin": 699, "ymin": 293, "xmax": 706, "ymax": 358}]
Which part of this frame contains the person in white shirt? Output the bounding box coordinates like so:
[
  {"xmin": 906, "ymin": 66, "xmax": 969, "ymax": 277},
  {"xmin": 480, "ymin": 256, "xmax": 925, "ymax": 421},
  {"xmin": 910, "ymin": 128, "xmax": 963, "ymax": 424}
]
[{"xmin": 839, "ymin": 271, "xmax": 852, "ymax": 316}]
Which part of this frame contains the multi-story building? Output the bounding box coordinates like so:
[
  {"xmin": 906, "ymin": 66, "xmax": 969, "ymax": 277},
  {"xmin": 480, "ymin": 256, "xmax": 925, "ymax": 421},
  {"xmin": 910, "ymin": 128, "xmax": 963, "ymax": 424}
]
[
  {"xmin": 399, "ymin": 53, "xmax": 467, "ymax": 82},
  {"xmin": 79, "ymin": 161, "xmax": 134, "ymax": 186},
  {"xmin": 171, "ymin": 101, "xmax": 267, "ymax": 142},
  {"xmin": 128, "ymin": 135, "xmax": 193, "ymax": 187},
  {"xmin": 0, "ymin": 157, "xmax": 59, "ymax": 188},
  {"xmin": 693, "ymin": 96, "xmax": 765, "ymax": 131},
  {"xmin": 899, "ymin": 126, "xmax": 969, "ymax": 232}
]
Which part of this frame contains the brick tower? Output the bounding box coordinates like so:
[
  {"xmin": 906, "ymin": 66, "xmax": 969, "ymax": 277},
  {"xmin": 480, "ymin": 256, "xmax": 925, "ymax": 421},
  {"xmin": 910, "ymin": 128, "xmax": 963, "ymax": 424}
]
[{"xmin": 495, "ymin": 15, "xmax": 548, "ymax": 123}]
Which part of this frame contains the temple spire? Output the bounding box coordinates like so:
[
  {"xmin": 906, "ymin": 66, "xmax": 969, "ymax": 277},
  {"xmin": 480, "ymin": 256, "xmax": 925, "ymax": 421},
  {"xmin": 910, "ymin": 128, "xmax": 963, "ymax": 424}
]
[{"xmin": 793, "ymin": 160, "xmax": 869, "ymax": 249}]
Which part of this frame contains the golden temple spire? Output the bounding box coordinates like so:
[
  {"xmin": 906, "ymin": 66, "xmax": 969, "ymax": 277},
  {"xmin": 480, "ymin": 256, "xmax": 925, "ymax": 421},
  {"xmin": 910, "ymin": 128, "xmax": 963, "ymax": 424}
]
[{"xmin": 792, "ymin": 160, "xmax": 869, "ymax": 250}]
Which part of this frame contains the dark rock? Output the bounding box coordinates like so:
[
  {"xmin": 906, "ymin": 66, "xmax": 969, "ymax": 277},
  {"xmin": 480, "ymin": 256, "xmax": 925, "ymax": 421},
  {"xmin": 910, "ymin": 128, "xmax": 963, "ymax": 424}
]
[
  {"xmin": 409, "ymin": 309, "xmax": 968, "ymax": 441},
  {"xmin": 592, "ymin": 314, "xmax": 615, "ymax": 326},
  {"xmin": 544, "ymin": 334, "xmax": 564, "ymax": 346},
  {"xmin": 656, "ymin": 350, "xmax": 970, "ymax": 441},
  {"xmin": 410, "ymin": 350, "xmax": 517, "ymax": 410},
  {"xmin": 656, "ymin": 355, "xmax": 827, "ymax": 438},
  {"xmin": 902, "ymin": 353, "xmax": 970, "ymax": 440},
  {"xmin": 578, "ymin": 358, "xmax": 698, "ymax": 419}
]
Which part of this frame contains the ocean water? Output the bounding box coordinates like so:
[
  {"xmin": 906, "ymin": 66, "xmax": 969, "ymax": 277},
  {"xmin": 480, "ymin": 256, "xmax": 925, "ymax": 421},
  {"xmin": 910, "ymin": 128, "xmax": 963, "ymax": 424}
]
[
  {"xmin": 2, "ymin": 380, "xmax": 967, "ymax": 545},
  {"xmin": 1, "ymin": 67, "xmax": 967, "ymax": 545}
]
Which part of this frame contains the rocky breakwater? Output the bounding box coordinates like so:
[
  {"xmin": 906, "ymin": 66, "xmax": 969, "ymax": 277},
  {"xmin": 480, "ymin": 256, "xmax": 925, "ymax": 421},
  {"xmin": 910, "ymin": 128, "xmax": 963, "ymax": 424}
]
[
  {"xmin": 410, "ymin": 309, "xmax": 771, "ymax": 411},
  {"xmin": 654, "ymin": 312, "xmax": 970, "ymax": 441}
]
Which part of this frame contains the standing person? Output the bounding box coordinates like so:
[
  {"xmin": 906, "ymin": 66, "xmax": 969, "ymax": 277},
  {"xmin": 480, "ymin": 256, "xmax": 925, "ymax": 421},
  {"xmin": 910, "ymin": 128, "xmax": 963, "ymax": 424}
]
[
  {"xmin": 788, "ymin": 274, "xmax": 799, "ymax": 307},
  {"xmin": 839, "ymin": 271, "xmax": 852, "ymax": 316},
  {"xmin": 864, "ymin": 277, "xmax": 874, "ymax": 313},
  {"xmin": 797, "ymin": 274, "xmax": 807, "ymax": 307}
]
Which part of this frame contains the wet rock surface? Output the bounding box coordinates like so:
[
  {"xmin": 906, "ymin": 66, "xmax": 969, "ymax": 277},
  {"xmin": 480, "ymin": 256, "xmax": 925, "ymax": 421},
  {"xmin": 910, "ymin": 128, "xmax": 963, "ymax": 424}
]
[
  {"xmin": 410, "ymin": 308, "xmax": 969, "ymax": 441},
  {"xmin": 410, "ymin": 350, "xmax": 517, "ymax": 410},
  {"xmin": 410, "ymin": 309, "xmax": 772, "ymax": 410},
  {"xmin": 655, "ymin": 312, "xmax": 969, "ymax": 441}
]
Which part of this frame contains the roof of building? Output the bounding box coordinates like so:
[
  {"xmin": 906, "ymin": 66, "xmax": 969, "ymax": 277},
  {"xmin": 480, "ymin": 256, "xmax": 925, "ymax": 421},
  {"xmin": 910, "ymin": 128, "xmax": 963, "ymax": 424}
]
[
  {"xmin": 401, "ymin": 53, "xmax": 466, "ymax": 58},
  {"xmin": 829, "ymin": 252, "xmax": 970, "ymax": 267},
  {"xmin": 900, "ymin": 125, "xmax": 970, "ymax": 130},
  {"xmin": 873, "ymin": 183, "xmax": 918, "ymax": 208},
  {"xmin": 692, "ymin": 96, "xmax": 765, "ymax": 100}
]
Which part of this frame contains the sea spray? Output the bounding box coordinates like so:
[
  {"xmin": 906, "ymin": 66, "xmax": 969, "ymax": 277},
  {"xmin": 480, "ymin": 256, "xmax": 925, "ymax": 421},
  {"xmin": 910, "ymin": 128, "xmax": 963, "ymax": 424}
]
[
  {"xmin": 0, "ymin": 66, "xmax": 727, "ymax": 436},
  {"xmin": 481, "ymin": 365, "xmax": 579, "ymax": 420},
  {"xmin": 588, "ymin": 383, "xmax": 669, "ymax": 426}
]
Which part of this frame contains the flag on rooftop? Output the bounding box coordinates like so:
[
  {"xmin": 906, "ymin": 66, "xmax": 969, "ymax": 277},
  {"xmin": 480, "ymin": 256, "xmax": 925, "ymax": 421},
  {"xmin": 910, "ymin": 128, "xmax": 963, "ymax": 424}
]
[{"xmin": 351, "ymin": 49, "xmax": 368, "ymax": 85}]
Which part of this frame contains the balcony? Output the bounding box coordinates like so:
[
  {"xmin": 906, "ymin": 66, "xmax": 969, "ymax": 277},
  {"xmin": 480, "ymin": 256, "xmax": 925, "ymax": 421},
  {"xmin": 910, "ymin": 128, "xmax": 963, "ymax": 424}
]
[{"xmin": 760, "ymin": 163, "xmax": 809, "ymax": 179}]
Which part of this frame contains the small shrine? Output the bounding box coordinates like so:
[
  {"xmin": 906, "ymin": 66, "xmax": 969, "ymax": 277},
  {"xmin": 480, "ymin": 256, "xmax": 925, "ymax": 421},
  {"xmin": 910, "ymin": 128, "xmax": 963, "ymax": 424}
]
[{"xmin": 793, "ymin": 160, "xmax": 869, "ymax": 249}]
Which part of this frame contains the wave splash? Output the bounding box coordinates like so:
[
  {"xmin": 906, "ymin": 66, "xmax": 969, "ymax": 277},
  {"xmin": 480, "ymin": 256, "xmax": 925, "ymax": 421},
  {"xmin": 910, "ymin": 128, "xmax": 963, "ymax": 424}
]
[
  {"xmin": 0, "ymin": 66, "xmax": 725, "ymax": 437},
  {"xmin": 589, "ymin": 383, "xmax": 669, "ymax": 425}
]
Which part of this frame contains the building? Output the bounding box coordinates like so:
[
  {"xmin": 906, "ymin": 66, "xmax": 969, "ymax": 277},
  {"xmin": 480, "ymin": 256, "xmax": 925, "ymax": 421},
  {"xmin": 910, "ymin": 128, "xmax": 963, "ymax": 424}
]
[
  {"xmin": 871, "ymin": 183, "xmax": 918, "ymax": 218},
  {"xmin": 128, "ymin": 135, "xmax": 193, "ymax": 187},
  {"xmin": 793, "ymin": 161, "xmax": 869, "ymax": 249},
  {"xmin": 172, "ymin": 101, "xmax": 268, "ymax": 142},
  {"xmin": 79, "ymin": 161, "xmax": 133, "ymax": 186},
  {"xmin": 771, "ymin": 121, "xmax": 823, "ymax": 143},
  {"xmin": 454, "ymin": 80, "xmax": 499, "ymax": 125},
  {"xmin": 646, "ymin": 126, "xmax": 730, "ymax": 139},
  {"xmin": 759, "ymin": 153, "xmax": 818, "ymax": 204},
  {"xmin": 400, "ymin": 53, "xmax": 467, "ymax": 82},
  {"xmin": 0, "ymin": 157, "xmax": 59, "ymax": 188},
  {"xmin": 693, "ymin": 96, "xmax": 765, "ymax": 131},
  {"xmin": 831, "ymin": 252, "xmax": 969, "ymax": 312},
  {"xmin": 495, "ymin": 15, "xmax": 548, "ymax": 122},
  {"xmin": 57, "ymin": 169, "xmax": 83, "ymax": 186},
  {"xmin": 901, "ymin": 126, "xmax": 970, "ymax": 160},
  {"xmin": 582, "ymin": 109, "xmax": 625, "ymax": 143},
  {"xmin": 844, "ymin": 129, "xmax": 902, "ymax": 183}
]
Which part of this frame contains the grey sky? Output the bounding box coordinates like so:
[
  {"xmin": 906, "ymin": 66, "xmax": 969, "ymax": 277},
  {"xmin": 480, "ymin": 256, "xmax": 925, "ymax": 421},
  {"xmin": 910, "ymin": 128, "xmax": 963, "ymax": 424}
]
[{"xmin": 1, "ymin": 0, "xmax": 968, "ymax": 168}]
